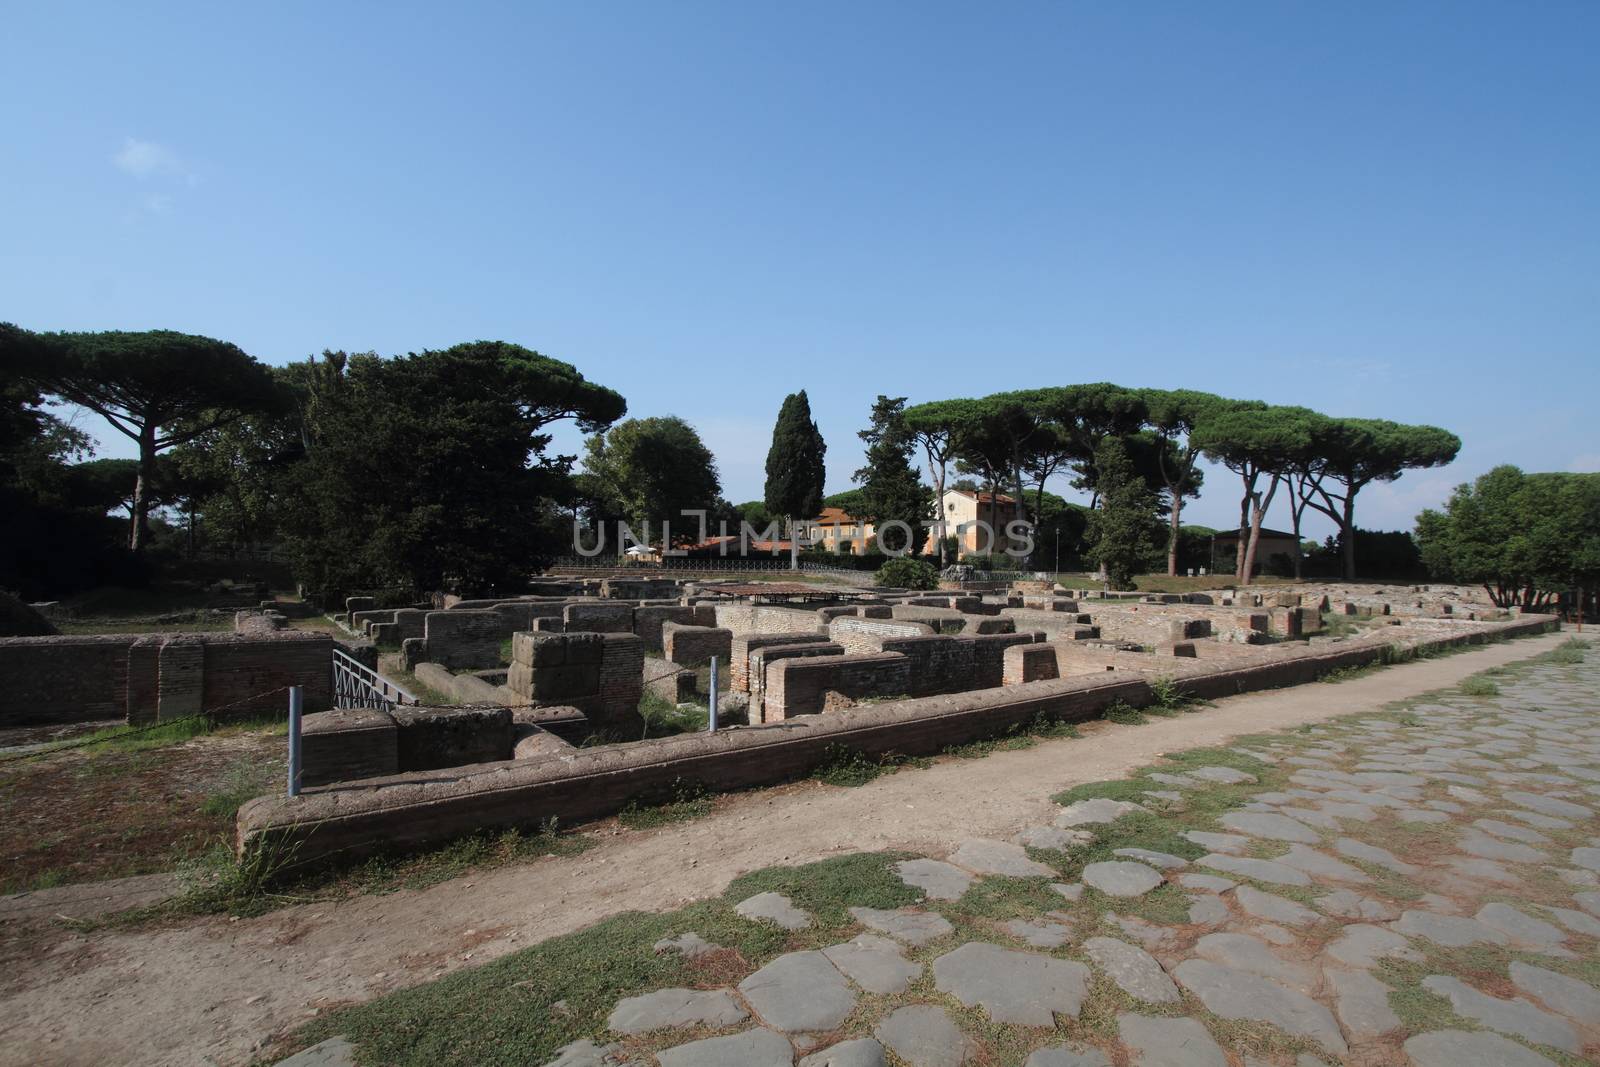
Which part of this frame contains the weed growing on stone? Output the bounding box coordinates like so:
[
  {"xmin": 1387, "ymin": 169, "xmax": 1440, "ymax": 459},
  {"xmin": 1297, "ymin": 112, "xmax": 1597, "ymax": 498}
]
[
  {"xmin": 1539, "ymin": 638, "xmax": 1589, "ymax": 666},
  {"xmin": 1458, "ymin": 674, "xmax": 1500, "ymax": 697},
  {"xmin": 618, "ymin": 778, "xmax": 713, "ymax": 830},
  {"xmin": 808, "ymin": 743, "xmax": 924, "ymax": 786},
  {"xmin": 198, "ymin": 758, "xmax": 278, "ymax": 818},
  {"xmin": 1103, "ymin": 702, "xmax": 1147, "ymax": 725},
  {"xmin": 637, "ymin": 692, "xmax": 708, "ymax": 737}
]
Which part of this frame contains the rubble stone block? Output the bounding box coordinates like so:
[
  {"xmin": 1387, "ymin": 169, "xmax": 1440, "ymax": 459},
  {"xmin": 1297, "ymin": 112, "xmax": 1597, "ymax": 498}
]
[
  {"xmin": 302, "ymin": 707, "xmax": 398, "ymax": 785},
  {"xmin": 392, "ymin": 706, "xmax": 513, "ymax": 770},
  {"xmin": 1002, "ymin": 643, "xmax": 1059, "ymax": 685},
  {"xmin": 532, "ymin": 664, "xmax": 602, "ymax": 700}
]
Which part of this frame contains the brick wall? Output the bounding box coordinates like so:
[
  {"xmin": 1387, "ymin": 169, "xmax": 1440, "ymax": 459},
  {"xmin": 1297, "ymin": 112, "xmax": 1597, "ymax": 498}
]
[
  {"xmin": 750, "ymin": 642, "xmax": 844, "ymax": 721},
  {"xmin": 827, "ymin": 616, "xmax": 932, "ymax": 654},
  {"xmin": 881, "ymin": 635, "xmax": 976, "ymax": 697},
  {"xmin": 661, "ymin": 622, "xmax": 733, "ymax": 667},
  {"xmin": 595, "ymin": 633, "xmax": 644, "ymax": 735},
  {"xmin": 712, "ymin": 603, "xmax": 826, "ymax": 638},
  {"xmin": 632, "ymin": 605, "xmax": 700, "ymax": 652},
  {"xmin": 965, "ymin": 631, "xmax": 1043, "ymax": 689},
  {"xmin": 763, "ymin": 651, "xmax": 912, "ymax": 720},
  {"xmin": 0, "ymin": 631, "xmax": 332, "ymax": 728},
  {"xmin": 420, "ymin": 610, "xmax": 505, "ymax": 670},
  {"xmin": 506, "ymin": 631, "xmax": 643, "ymax": 736},
  {"xmin": 730, "ymin": 632, "xmax": 833, "ymax": 691},
  {"xmin": 0, "ymin": 635, "xmax": 133, "ymax": 725},
  {"xmin": 563, "ymin": 601, "xmax": 635, "ymax": 634},
  {"xmin": 1003, "ymin": 643, "xmax": 1060, "ymax": 685},
  {"xmin": 239, "ymin": 613, "xmax": 1560, "ymax": 869}
]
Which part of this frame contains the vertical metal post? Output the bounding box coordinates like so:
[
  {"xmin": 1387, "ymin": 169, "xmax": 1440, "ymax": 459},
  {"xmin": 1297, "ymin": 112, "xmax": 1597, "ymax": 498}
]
[
  {"xmin": 287, "ymin": 685, "xmax": 303, "ymax": 797},
  {"xmin": 708, "ymin": 656, "xmax": 719, "ymax": 733}
]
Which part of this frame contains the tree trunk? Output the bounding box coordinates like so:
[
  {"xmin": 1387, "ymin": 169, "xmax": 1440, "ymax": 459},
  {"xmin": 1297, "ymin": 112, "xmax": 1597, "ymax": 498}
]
[
  {"xmin": 1171, "ymin": 489, "xmax": 1184, "ymax": 579},
  {"xmin": 131, "ymin": 426, "xmax": 157, "ymax": 553},
  {"xmin": 1289, "ymin": 495, "xmax": 1305, "ymax": 580},
  {"xmin": 1340, "ymin": 494, "xmax": 1357, "ymax": 580},
  {"xmin": 925, "ymin": 445, "xmax": 947, "ymax": 568},
  {"xmin": 1235, "ymin": 489, "xmax": 1250, "ymax": 582},
  {"xmin": 1241, "ymin": 474, "xmax": 1281, "ymax": 588}
]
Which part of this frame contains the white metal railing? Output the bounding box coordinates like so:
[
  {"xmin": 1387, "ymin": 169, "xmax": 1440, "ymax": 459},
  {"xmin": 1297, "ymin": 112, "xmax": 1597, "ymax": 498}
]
[{"xmin": 331, "ymin": 647, "xmax": 418, "ymax": 711}]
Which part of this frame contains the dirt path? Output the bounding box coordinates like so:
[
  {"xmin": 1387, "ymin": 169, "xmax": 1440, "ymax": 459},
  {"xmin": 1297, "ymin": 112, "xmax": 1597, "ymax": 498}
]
[{"xmin": 0, "ymin": 630, "xmax": 1570, "ymax": 1067}]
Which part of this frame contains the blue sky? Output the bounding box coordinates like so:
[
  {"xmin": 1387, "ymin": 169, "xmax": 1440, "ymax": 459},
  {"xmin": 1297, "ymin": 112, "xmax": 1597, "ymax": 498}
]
[{"xmin": 5, "ymin": 1, "xmax": 1596, "ymax": 539}]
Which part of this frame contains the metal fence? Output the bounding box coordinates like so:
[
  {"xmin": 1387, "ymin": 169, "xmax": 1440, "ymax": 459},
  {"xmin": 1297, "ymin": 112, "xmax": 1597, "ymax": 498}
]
[
  {"xmin": 546, "ymin": 556, "xmax": 867, "ymax": 577},
  {"xmin": 332, "ymin": 648, "xmax": 418, "ymax": 711}
]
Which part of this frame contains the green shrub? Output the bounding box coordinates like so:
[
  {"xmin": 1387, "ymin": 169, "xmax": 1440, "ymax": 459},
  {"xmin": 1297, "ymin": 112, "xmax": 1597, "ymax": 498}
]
[{"xmin": 876, "ymin": 557, "xmax": 939, "ymax": 590}]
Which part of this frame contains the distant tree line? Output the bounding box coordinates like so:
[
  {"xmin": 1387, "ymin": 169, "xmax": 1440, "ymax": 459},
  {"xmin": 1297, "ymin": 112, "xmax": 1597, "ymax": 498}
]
[
  {"xmin": 12, "ymin": 324, "xmax": 1590, "ymax": 610},
  {"xmin": 3, "ymin": 325, "xmax": 627, "ymax": 604},
  {"xmin": 880, "ymin": 385, "xmax": 1460, "ymax": 587}
]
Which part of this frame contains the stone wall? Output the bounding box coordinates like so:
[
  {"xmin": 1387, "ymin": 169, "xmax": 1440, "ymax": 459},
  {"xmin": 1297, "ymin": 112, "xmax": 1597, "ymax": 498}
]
[
  {"xmin": 827, "ymin": 616, "xmax": 933, "ymax": 654},
  {"xmin": 872, "ymin": 635, "xmax": 973, "ymax": 697},
  {"xmin": 0, "ymin": 631, "xmax": 332, "ymax": 728},
  {"xmin": 631, "ymin": 605, "xmax": 701, "ymax": 652},
  {"xmin": 1003, "ymin": 643, "xmax": 1060, "ymax": 685},
  {"xmin": 506, "ymin": 631, "xmax": 643, "ymax": 736},
  {"xmin": 966, "ymin": 631, "xmax": 1043, "ymax": 689},
  {"xmin": 643, "ymin": 656, "xmax": 696, "ymax": 703},
  {"xmin": 417, "ymin": 610, "xmax": 505, "ymax": 670},
  {"xmin": 661, "ymin": 622, "xmax": 733, "ymax": 667},
  {"xmin": 750, "ymin": 642, "xmax": 845, "ymax": 722},
  {"xmin": 239, "ymin": 613, "xmax": 1561, "ymax": 869},
  {"xmin": 712, "ymin": 603, "xmax": 825, "ymax": 638},
  {"xmin": 730, "ymin": 632, "xmax": 834, "ymax": 692},
  {"xmin": 369, "ymin": 608, "xmax": 426, "ymax": 647},
  {"xmin": 301, "ymin": 708, "xmax": 399, "ymax": 786},
  {"xmin": 763, "ymin": 651, "xmax": 913, "ymax": 720},
  {"xmin": 563, "ymin": 601, "xmax": 635, "ymax": 634}
]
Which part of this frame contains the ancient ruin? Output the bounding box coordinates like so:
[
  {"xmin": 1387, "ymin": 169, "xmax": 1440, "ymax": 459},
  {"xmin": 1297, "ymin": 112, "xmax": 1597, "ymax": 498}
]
[{"xmin": 222, "ymin": 572, "xmax": 1556, "ymax": 869}]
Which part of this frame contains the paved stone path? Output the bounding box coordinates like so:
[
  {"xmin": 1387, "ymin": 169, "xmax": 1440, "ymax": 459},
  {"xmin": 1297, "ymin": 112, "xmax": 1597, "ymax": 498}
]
[{"xmin": 536, "ymin": 648, "xmax": 1600, "ymax": 1065}]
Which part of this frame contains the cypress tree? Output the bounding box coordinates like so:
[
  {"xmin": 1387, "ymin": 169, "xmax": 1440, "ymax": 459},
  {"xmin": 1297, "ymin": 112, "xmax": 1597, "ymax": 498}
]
[
  {"xmin": 764, "ymin": 390, "xmax": 827, "ymax": 522},
  {"xmin": 1086, "ymin": 436, "xmax": 1162, "ymax": 589}
]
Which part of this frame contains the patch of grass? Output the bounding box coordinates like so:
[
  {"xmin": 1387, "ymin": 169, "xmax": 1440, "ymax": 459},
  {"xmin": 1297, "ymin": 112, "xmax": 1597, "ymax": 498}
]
[
  {"xmin": 106, "ymin": 824, "xmax": 586, "ymax": 925},
  {"xmin": 6, "ymin": 712, "xmax": 285, "ymax": 762},
  {"xmin": 199, "ymin": 758, "xmax": 276, "ymax": 819},
  {"xmin": 725, "ymin": 852, "xmax": 919, "ymax": 925},
  {"xmin": 1318, "ymin": 662, "xmax": 1383, "ymax": 684},
  {"xmin": 637, "ymin": 692, "xmax": 707, "ymax": 737},
  {"xmin": 1538, "ymin": 638, "xmax": 1588, "ymax": 666},
  {"xmin": 1458, "ymin": 675, "xmax": 1500, "ymax": 697},
  {"xmin": 1103, "ymin": 701, "xmax": 1147, "ymax": 726},
  {"xmin": 284, "ymin": 852, "xmax": 913, "ymax": 1066},
  {"xmin": 1318, "ymin": 611, "xmax": 1358, "ymax": 639},
  {"xmin": 384, "ymin": 667, "xmax": 455, "ymax": 706},
  {"xmin": 809, "ymin": 743, "xmax": 924, "ymax": 786},
  {"xmin": 1052, "ymin": 777, "xmax": 1154, "ymax": 807},
  {"xmin": 618, "ymin": 778, "xmax": 713, "ymax": 830},
  {"xmin": 941, "ymin": 875, "xmax": 1064, "ymax": 921},
  {"xmin": 29, "ymin": 868, "xmax": 67, "ymax": 890}
]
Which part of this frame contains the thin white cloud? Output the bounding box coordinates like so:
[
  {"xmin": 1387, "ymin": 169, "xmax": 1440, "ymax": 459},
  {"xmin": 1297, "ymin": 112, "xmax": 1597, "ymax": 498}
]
[{"xmin": 113, "ymin": 137, "xmax": 187, "ymax": 179}]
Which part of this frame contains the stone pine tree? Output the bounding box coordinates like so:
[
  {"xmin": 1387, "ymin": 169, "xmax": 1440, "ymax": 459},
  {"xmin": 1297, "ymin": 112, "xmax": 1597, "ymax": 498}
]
[
  {"xmin": 8, "ymin": 326, "xmax": 282, "ymax": 552},
  {"xmin": 763, "ymin": 391, "xmax": 827, "ymax": 546},
  {"xmin": 1085, "ymin": 437, "xmax": 1161, "ymax": 590},
  {"xmin": 853, "ymin": 396, "xmax": 931, "ymax": 554}
]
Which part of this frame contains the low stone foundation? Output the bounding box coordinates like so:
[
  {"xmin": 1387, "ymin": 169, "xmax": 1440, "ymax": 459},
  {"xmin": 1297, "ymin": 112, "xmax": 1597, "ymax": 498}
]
[
  {"xmin": 661, "ymin": 622, "xmax": 733, "ymax": 667},
  {"xmin": 239, "ymin": 613, "xmax": 1559, "ymax": 870}
]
